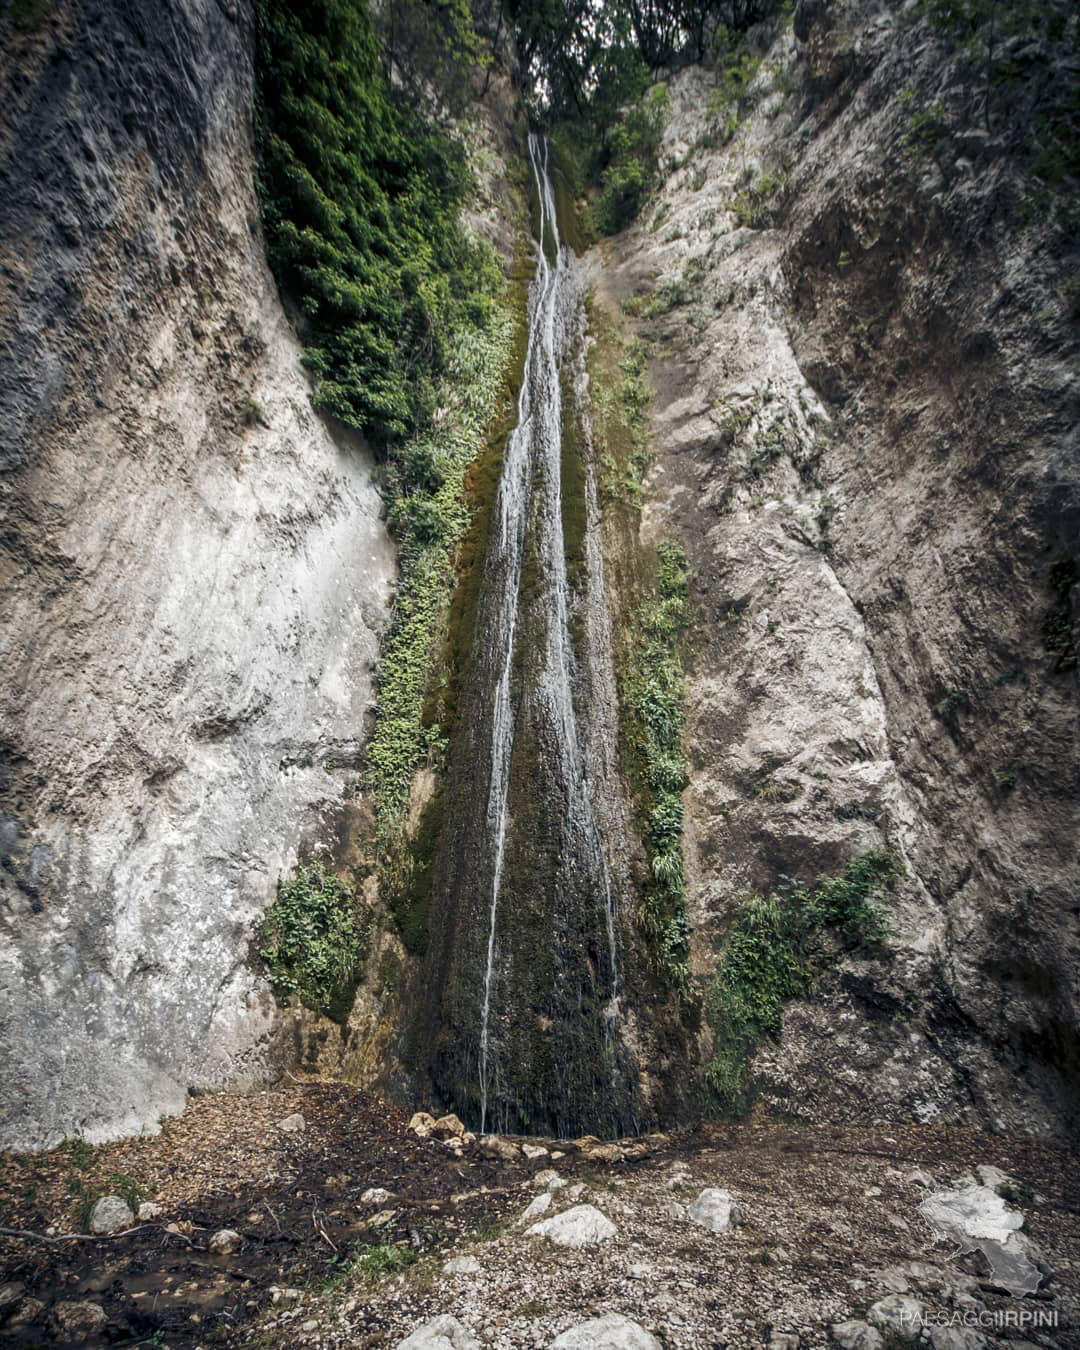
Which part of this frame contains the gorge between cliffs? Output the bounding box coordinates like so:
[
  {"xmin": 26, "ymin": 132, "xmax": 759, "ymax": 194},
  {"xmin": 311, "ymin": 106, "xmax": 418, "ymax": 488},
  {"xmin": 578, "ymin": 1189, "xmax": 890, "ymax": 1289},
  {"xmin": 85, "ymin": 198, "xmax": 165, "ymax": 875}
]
[{"xmin": 0, "ymin": 0, "xmax": 1078, "ymax": 1342}]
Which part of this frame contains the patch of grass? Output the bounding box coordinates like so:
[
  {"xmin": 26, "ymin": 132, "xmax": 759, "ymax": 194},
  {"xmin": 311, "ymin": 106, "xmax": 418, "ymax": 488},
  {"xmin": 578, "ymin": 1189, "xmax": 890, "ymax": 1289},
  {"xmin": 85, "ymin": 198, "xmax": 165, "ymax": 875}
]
[
  {"xmin": 239, "ymin": 398, "xmax": 268, "ymax": 428},
  {"xmin": 731, "ymin": 170, "xmax": 787, "ymax": 228},
  {"xmin": 705, "ymin": 849, "xmax": 898, "ymax": 1113},
  {"xmin": 110, "ymin": 1173, "xmax": 145, "ymax": 1212},
  {"xmin": 319, "ymin": 1241, "xmax": 417, "ymax": 1291},
  {"xmin": 259, "ymin": 864, "xmax": 371, "ymax": 1020},
  {"xmin": 699, "ymin": 49, "xmax": 762, "ymax": 148},
  {"xmin": 62, "ymin": 1137, "xmax": 93, "ymax": 1169},
  {"xmin": 512, "ymin": 1299, "xmax": 550, "ymax": 1318}
]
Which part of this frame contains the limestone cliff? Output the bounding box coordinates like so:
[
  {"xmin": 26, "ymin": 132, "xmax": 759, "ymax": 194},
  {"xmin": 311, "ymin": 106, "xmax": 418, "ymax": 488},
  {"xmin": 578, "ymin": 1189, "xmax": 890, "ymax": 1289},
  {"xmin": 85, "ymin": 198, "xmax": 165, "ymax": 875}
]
[
  {"xmin": 593, "ymin": 0, "xmax": 1078, "ymax": 1136},
  {"xmin": 0, "ymin": 0, "xmax": 395, "ymax": 1149}
]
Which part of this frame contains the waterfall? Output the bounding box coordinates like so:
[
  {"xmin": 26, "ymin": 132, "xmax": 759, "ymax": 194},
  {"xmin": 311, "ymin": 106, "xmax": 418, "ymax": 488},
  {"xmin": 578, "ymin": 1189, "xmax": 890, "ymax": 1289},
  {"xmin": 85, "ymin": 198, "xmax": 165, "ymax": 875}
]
[{"xmin": 425, "ymin": 134, "xmax": 637, "ymax": 1140}]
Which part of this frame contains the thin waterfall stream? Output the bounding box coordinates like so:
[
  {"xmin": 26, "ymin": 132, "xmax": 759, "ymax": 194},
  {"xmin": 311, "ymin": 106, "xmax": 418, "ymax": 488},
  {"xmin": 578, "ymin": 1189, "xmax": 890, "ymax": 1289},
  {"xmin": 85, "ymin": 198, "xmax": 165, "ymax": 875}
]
[{"xmin": 423, "ymin": 134, "xmax": 638, "ymax": 1138}]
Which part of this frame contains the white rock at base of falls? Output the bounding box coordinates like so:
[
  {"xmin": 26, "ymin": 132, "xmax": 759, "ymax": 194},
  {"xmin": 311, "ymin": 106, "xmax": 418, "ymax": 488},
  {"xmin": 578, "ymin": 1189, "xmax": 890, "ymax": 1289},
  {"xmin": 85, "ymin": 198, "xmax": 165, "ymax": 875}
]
[
  {"xmin": 525, "ymin": 1203, "xmax": 616, "ymax": 1248},
  {"xmin": 550, "ymin": 1313, "xmax": 662, "ymax": 1348},
  {"xmin": 686, "ymin": 1187, "xmax": 743, "ymax": 1233},
  {"xmin": 396, "ymin": 1313, "xmax": 481, "ymax": 1348}
]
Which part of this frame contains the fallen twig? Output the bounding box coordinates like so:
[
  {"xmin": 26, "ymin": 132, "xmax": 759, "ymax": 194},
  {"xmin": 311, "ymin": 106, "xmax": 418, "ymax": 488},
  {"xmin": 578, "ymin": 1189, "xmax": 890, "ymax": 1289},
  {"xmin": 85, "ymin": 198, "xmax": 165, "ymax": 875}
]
[{"xmin": 0, "ymin": 1223, "xmax": 195, "ymax": 1246}]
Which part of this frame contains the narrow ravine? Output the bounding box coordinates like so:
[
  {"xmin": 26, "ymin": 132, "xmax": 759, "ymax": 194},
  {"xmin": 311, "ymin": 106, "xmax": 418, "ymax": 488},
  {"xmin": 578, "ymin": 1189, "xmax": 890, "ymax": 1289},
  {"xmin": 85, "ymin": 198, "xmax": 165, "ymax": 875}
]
[{"xmin": 422, "ymin": 135, "xmax": 639, "ymax": 1139}]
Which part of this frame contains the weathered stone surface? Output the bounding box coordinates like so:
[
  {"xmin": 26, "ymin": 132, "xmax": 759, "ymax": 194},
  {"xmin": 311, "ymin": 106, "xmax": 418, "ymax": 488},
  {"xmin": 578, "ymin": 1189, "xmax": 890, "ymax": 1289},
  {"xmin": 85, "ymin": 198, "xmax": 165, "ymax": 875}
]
[
  {"xmin": 867, "ymin": 1295, "xmax": 927, "ymax": 1340},
  {"xmin": 520, "ymin": 1191, "xmax": 552, "ymax": 1222},
  {"xmin": 47, "ymin": 1300, "xmax": 108, "ymax": 1341},
  {"xmin": 687, "ymin": 1188, "xmax": 743, "ymax": 1233},
  {"xmin": 831, "ymin": 1322, "xmax": 884, "ymax": 1350},
  {"xmin": 208, "ymin": 1228, "xmax": 241, "ymax": 1255},
  {"xmin": 522, "ymin": 1143, "xmax": 549, "ymax": 1160},
  {"xmin": 277, "ymin": 1113, "xmax": 305, "ymax": 1135},
  {"xmin": 396, "ymin": 1313, "xmax": 481, "ymax": 1348},
  {"xmin": 360, "ymin": 1187, "xmax": 395, "ymax": 1205},
  {"xmin": 137, "ymin": 1201, "xmax": 164, "ymax": 1221},
  {"xmin": 89, "ymin": 1195, "xmax": 134, "ymax": 1234},
  {"xmin": 442, "ymin": 1256, "xmax": 481, "ymax": 1276},
  {"xmin": 550, "ymin": 1313, "xmax": 661, "ymax": 1348},
  {"xmin": 0, "ymin": 0, "xmax": 394, "ymax": 1152},
  {"xmin": 409, "ymin": 1112, "xmax": 438, "ymax": 1139},
  {"xmin": 526, "ymin": 1203, "xmax": 616, "ymax": 1248},
  {"xmin": 478, "ymin": 1134, "xmax": 520, "ymax": 1163},
  {"xmin": 433, "ymin": 1114, "xmax": 466, "ymax": 1139}
]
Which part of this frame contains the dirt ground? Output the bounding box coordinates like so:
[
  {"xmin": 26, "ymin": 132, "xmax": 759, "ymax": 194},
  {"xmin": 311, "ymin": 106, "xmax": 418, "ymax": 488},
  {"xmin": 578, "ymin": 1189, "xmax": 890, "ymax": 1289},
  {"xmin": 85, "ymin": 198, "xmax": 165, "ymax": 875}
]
[{"xmin": 1, "ymin": 1082, "xmax": 1077, "ymax": 1347}]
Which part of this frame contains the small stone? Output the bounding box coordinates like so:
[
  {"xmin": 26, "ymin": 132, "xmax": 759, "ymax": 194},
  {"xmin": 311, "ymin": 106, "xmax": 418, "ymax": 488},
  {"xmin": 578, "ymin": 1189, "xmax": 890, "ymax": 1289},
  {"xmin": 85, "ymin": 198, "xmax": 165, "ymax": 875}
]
[
  {"xmin": 873, "ymin": 1266, "xmax": 910, "ymax": 1293},
  {"xmin": 567, "ymin": 1182, "xmax": 586, "ymax": 1198},
  {"xmin": 478, "ymin": 1134, "xmax": 520, "ymax": 1163},
  {"xmin": 769, "ymin": 1335, "xmax": 800, "ymax": 1350},
  {"xmin": 277, "ymin": 1113, "xmax": 305, "ymax": 1134},
  {"xmin": 867, "ymin": 1295, "xmax": 928, "ymax": 1341},
  {"xmin": 831, "ymin": 1321, "xmax": 884, "ymax": 1349},
  {"xmin": 89, "ymin": 1195, "xmax": 134, "ymax": 1234},
  {"xmin": 7, "ymin": 1297, "xmax": 44, "ymax": 1329},
  {"xmin": 443, "ymin": 1255, "xmax": 481, "ymax": 1275},
  {"xmin": 522, "ymin": 1143, "xmax": 549, "ymax": 1160},
  {"xmin": 360, "ymin": 1186, "xmax": 395, "ymax": 1205},
  {"xmin": 551, "ymin": 1313, "xmax": 660, "ymax": 1348},
  {"xmin": 408, "ymin": 1111, "xmax": 437, "ymax": 1138},
  {"xmin": 137, "ymin": 1201, "xmax": 164, "ymax": 1221},
  {"xmin": 551, "ymin": 1150, "xmax": 566, "ymax": 1160},
  {"xmin": 526, "ymin": 1203, "xmax": 616, "ymax": 1248},
  {"xmin": 687, "ymin": 1188, "xmax": 744, "ymax": 1234},
  {"xmin": 301, "ymin": 1318, "xmax": 318, "ymax": 1332},
  {"xmin": 209, "ymin": 1228, "xmax": 241, "ymax": 1255},
  {"xmin": 369, "ymin": 1209, "xmax": 397, "ymax": 1226},
  {"xmin": 396, "ymin": 1313, "xmax": 481, "ymax": 1348},
  {"xmin": 521, "ymin": 1191, "xmax": 552, "ymax": 1221},
  {"xmin": 0, "ymin": 1282, "xmax": 25, "ymax": 1316},
  {"xmin": 583, "ymin": 1142, "xmax": 624, "ymax": 1163},
  {"xmin": 433, "ymin": 1113, "xmax": 467, "ymax": 1139},
  {"xmin": 47, "ymin": 1301, "xmax": 108, "ymax": 1340}
]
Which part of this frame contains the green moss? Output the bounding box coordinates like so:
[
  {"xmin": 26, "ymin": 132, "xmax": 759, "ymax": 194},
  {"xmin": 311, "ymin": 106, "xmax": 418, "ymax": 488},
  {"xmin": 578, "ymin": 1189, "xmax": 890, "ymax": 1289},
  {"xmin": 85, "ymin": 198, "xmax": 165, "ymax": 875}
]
[
  {"xmin": 704, "ymin": 849, "xmax": 898, "ymax": 1114},
  {"xmin": 259, "ymin": 864, "xmax": 370, "ymax": 1021}
]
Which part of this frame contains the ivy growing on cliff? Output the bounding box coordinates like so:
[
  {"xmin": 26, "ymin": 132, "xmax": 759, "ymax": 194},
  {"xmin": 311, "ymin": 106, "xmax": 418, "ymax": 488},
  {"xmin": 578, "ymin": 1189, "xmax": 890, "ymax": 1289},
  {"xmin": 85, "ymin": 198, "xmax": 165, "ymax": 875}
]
[
  {"xmin": 260, "ymin": 865, "xmax": 371, "ymax": 1021},
  {"xmin": 253, "ymin": 0, "xmax": 500, "ymax": 446},
  {"xmin": 704, "ymin": 849, "xmax": 899, "ymax": 1113},
  {"xmin": 623, "ymin": 539, "xmax": 693, "ymax": 995}
]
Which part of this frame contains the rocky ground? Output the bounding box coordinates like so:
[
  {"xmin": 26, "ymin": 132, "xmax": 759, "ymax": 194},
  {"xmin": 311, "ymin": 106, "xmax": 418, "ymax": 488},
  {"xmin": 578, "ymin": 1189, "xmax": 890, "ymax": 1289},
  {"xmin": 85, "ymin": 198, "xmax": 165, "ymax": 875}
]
[{"xmin": 1, "ymin": 1082, "xmax": 1077, "ymax": 1347}]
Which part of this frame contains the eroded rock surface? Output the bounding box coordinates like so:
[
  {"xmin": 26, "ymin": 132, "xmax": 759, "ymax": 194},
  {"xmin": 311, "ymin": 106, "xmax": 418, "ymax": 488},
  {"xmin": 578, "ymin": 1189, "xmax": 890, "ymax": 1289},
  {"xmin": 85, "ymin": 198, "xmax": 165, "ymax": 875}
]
[{"xmin": 0, "ymin": 0, "xmax": 394, "ymax": 1149}]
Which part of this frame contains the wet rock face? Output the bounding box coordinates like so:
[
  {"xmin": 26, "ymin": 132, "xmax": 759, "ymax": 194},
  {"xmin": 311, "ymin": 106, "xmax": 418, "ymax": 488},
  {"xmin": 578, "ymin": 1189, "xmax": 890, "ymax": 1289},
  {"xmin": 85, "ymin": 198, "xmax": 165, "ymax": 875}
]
[
  {"xmin": 599, "ymin": 1, "xmax": 1077, "ymax": 1135},
  {"xmin": 0, "ymin": 1, "xmax": 394, "ymax": 1149}
]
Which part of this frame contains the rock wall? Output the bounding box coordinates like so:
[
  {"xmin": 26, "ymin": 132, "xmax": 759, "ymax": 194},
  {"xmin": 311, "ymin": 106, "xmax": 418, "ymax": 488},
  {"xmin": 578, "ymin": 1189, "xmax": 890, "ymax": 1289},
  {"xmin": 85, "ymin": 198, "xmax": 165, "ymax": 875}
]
[
  {"xmin": 0, "ymin": 0, "xmax": 395, "ymax": 1149},
  {"xmin": 595, "ymin": 0, "xmax": 1078, "ymax": 1136}
]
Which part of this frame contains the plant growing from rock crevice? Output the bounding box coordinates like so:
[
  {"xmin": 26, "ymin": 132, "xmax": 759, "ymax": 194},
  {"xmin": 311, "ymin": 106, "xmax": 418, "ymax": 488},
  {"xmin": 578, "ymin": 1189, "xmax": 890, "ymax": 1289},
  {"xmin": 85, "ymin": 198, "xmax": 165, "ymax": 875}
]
[{"xmin": 704, "ymin": 849, "xmax": 899, "ymax": 1113}]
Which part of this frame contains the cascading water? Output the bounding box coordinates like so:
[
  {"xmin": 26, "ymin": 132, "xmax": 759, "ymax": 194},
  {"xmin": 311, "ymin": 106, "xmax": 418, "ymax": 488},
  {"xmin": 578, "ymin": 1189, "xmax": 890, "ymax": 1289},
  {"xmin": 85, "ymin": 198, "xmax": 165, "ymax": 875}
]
[{"xmin": 421, "ymin": 135, "xmax": 641, "ymax": 1138}]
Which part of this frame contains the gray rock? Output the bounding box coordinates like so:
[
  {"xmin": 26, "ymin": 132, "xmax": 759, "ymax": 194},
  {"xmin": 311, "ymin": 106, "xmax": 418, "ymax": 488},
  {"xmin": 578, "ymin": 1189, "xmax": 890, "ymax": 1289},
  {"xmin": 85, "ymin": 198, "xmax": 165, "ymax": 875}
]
[
  {"xmin": 867, "ymin": 1295, "xmax": 927, "ymax": 1341},
  {"xmin": 687, "ymin": 1188, "xmax": 744, "ymax": 1233},
  {"xmin": 89, "ymin": 1195, "xmax": 134, "ymax": 1234},
  {"xmin": 928, "ymin": 1328, "xmax": 987, "ymax": 1350},
  {"xmin": 277, "ymin": 1113, "xmax": 306, "ymax": 1135},
  {"xmin": 360, "ymin": 1187, "xmax": 395, "ymax": 1205},
  {"xmin": 408, "ymin": 1112, "xmax": 437, "ymax": 1138},
  {"xmin": 831, "ymin": 1323, "xmax": 884, "ymax": 1349},
  {"xmin": 550, "ymin": 1313, "xmax": 661, "ymax": 1348},
  {"xmin": 521, "ymin": 1191, "xmax": 552, "ymax": 1221},
  {"xmin": 137, "ymin": 1201, "xmax": 164, "ymax": 1220},
  {"xmin": 432, "ymin": 1113, "xmax": 466, "ymax": 1139},
  {"xmin": 47, "ymin": 1300, "xmax": 108, "ymax": 1341},
  {"xmin": 526, "ymin": 1203, "xmax": 616, "ymax": 1248},
  {"xmin": 208, "ymin": 1228, "xmax": 241, "ymax": 1254},
  {"xmin": 0, "ymin": 1282, "xmax": 24, "ymax": 1317},
  {"xmin": 479, "ymin": 1134, "xmax": 520, "ymax": 1163},
  {"xmin": 769, "ymin": 1335, "xmax": 800, "ymax": 1349},
  {"xmin": 396, "ymin": 1314, "xmax": 481, "ymax": 1348},
  {"xmin": 442, "ymin": 1255, "xmax": 481, "ymax": 1276},
  {"xmin": 522, "ymin": 1143, "xmax": 550, "ymax": 1160}
]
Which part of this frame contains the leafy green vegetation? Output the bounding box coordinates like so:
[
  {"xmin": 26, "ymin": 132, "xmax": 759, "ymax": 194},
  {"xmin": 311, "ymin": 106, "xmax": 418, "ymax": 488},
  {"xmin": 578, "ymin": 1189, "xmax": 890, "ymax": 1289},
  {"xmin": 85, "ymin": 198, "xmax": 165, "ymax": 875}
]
[
  {"xmin": 731, "ymin": 169, "xmax": 786, "ymax": 227},
  {"xmin": 916, "ymin": 0, "xmax": 1078, "ymax": 219},
  {"xmin": 623, "ymin": 541, "xmax": 692, "ymax": 995},
  {"xmin": 259, "ymin": 864, "xmax": 371, "ymax": 1020},
  {"xmin": 319, "ymin": 1241, "xmax": 418, "ymax": 1291},
  {"xmin": 254, "ymin": 0, "xmax": 501, "ymax": 446},
  {"xmin": 705, "ymin": 849, "xmax": 898, "ymax": 1112},
  {"xmin": 591, "ymin": 83, "xmax": 671, "ymax": 235}
]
